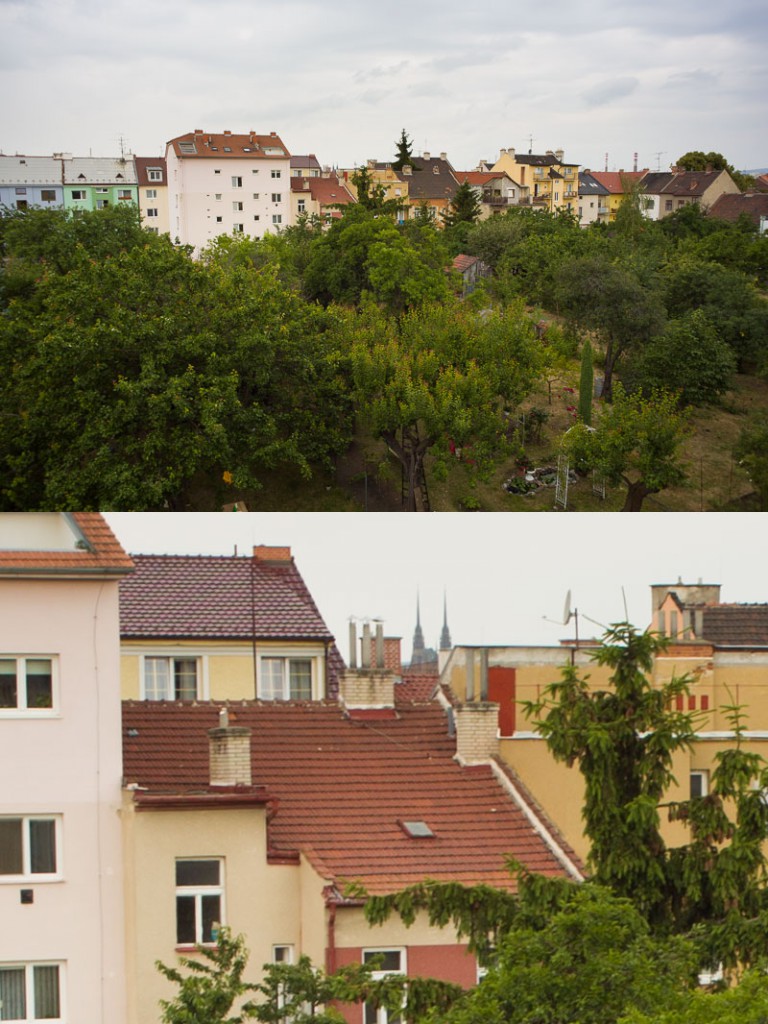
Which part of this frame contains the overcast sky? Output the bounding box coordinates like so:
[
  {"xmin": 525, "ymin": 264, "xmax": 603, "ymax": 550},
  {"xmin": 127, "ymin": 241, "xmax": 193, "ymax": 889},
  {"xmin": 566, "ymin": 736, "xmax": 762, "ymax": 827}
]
[
  {"xmin": 105, "ymin": 513, "xmax": 768, "ymax": 662},
  {"xmin": 2, "ymin": 0, "xmax": 766, "ymax": 173}
]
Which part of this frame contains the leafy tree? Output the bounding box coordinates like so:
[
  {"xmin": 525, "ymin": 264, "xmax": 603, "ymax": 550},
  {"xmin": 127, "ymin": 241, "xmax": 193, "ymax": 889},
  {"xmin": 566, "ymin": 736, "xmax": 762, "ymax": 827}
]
[
  {"xmin": 523, "ymin": 624, "xmax": 768, "ymax": 967},
  {"xmin": 349, "ymin": 166, "xmax": 401, "ymax": 215},
  {"xmin": 628, "ymin": 309, "xmax": 736, "ymax": 406},
  {"xmin": 349, "ymin": 299, "xmax": 542, "ymax": 509},
  {"xmin": 392, "ymin": 129, "xmax": 416, "ymax": 173},
  {"xmin": 556, "ymin": 257, "xmax": 666, "ymax": 400},
  {"xmin": 735, "ymin": 413, "xmax": 768, "ymax": 510},
  {"xmin": 578, "ymin": 339, "xmax": 594, "ymax": 424},
  {"xmin": 660, "ymin": 257, "xmax": 768, "ymax": 371},
  {"xmin": 443, "ymin": 180, "xmax": 482, "ymax": 228},
  {"xmin": 566, "ymin": 385, "xmax": 689, "ymax": 511},
  {"xmin": 0, "ymin": 232, "xmax": 354, "ymax": 509},
  {"xmin": 438, "ymin": 887, "xmax": 697, "ymax": 1024},
  {"xmin": 624, "ymin": 967, "xmax": 768, "ymax": 1024},
  {"xmin": 675, "ymin": 151, "xmax": 754, "ymax": 192},
  {"xmin": 156, "ymin": 927, "xmax": 260, "ymax": 1023}
]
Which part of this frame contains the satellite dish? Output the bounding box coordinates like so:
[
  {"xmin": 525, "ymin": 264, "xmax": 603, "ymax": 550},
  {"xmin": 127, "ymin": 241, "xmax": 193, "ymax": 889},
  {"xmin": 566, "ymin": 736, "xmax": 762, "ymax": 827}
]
[{"xmin": 563, "ymin": 589, "xmax": 572, "ymax": 624}]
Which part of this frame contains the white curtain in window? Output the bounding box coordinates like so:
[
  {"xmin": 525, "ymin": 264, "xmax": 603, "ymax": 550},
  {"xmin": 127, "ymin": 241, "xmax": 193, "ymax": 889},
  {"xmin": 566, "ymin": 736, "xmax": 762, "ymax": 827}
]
[
  {"xmin": 144, "ymin": 658, "xmax": 170, "ymax": 701},
  {"xmin": 0, "ymin": 967, "xmax": 26, "ymax": 1020}
]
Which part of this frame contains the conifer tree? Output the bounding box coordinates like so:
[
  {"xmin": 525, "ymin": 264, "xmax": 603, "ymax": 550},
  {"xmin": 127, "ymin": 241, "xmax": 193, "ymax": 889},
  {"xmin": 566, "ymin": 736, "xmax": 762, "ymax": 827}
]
[
  {"xmin": 392, "ymin": 129, "xmax": 416, "ymax": 172},
  {"xmin": 442, "ymin": 180, "xmax": 482, "ymax": 228}
]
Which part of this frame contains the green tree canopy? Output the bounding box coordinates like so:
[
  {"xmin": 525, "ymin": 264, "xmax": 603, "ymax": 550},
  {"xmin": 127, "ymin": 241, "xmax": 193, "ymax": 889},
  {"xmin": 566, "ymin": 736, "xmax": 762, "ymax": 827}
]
[
  {"xmin": 349, "ymin": 299, "xmax": 542, "ymax": 509},
  {"xmin": 735, "ymin": 412, "xmax": 768, "ymax": 510},
  {"xmin": 675, "ymin": 151, "xmax": 754, "ymax": 191},
  {"xmin": 628, "ymin": 309, "xmax": 736, "ymax": 406},
  {"xmin": 556, "ymin": 257, "xmax": 666, "ymax": 400},
  {"xmin": 443, "ymin": 180, "xmax": 482, "ymax": 229},
  {"xmin": 392, "ymin": 129, "xmax": 416, "ymax": 173},
  {"xmin": 566, "ymin": 385, "xmax": 689, "ymax": 511}
]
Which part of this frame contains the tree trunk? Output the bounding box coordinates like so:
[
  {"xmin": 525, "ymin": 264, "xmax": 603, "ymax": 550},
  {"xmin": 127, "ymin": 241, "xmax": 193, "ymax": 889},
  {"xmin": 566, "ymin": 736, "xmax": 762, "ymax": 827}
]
[{"xmin": 621, "ymin": 479, "xmax": 652, "ymax": 512}]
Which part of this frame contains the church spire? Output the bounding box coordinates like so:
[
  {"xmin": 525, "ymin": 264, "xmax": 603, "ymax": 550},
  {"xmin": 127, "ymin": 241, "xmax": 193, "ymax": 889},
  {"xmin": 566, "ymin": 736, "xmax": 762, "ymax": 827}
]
[
  {"xmin": 411, "ymin": 590, "xmax": 426, "ymax": 663},
  {"xmin": 439, "ymin": 591, "xmax": 452, "ymax": 650}
]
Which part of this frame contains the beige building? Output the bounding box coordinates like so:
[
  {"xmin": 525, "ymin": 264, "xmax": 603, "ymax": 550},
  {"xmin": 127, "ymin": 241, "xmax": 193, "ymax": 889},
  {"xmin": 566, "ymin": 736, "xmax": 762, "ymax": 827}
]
[
  {"xmin": 441, "ymin": 581, "xmax": 768, "ymax": 863},
  {"xmin": 492, "ymin": 147, "xmax": 580, "ymax": 215}
]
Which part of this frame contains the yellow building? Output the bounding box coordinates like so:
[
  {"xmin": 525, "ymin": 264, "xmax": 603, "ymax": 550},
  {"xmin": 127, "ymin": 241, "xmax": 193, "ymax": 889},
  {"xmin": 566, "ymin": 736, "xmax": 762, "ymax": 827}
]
[
  {"xmin": 492, "ymin": 147, "xmax": 580, "ymax": 215},
  {"xmin": 440, "ymin": 581, "xmax": 768, "ymax": 864}
]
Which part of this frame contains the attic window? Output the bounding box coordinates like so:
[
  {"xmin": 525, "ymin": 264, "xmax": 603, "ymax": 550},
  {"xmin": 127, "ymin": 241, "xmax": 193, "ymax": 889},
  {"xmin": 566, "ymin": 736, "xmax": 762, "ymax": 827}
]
[
  {"xmin": 400, "ymin": 820, "xmax": 434, "ymax": 838},
  {"xmin": 433, "ymin": 165, "xmax": 439, "ymax": 174},
  {"xmin": 223, "ymin": 146, "xmax": 232, "ymax": 152},
  {"xmin": 178, "ymin": 141, "xmax": 197, "ymax": 154}
]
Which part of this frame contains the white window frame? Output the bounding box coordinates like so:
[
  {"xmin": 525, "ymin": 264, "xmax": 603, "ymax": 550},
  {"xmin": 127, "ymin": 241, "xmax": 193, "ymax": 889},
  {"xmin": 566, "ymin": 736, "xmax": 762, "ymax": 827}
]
[
  {"xmin": 271, "ymin": 169, "xmax": 282, "ymax": 179},
  {"xmin": 145, "ymin": 189, "xmax": 157, "ymax": 199},
  {"xmin": 271, "ymin": 193, "xmax": 282, "ymax": 203},
  {"xmin": 141, "ymin": 655, "xmax": 205, "ymax": 701},
  {"xmin": 362, "ymin": 948, "xmax": 405, "ymax": 1024},
  {"xmin": 147, "ymin": 168, "xmax": 163, "ymax": 182},
  {"xmin": 273, "ymin": 945, "xmax": 294, "ymax": 964},
  {"xmin": 0, "ymin": 815, "xmax": 62, "ymax": 882},
  {"xmin": 233, "ymin": 201, "xmax": 244, "ymax": 211},
  {"xmin": 146, "ymin": 208, "xmax": 158, "ymax": 218},
  {"xmin": 690, "ymin": 770, "xmax": 709, "ymax": 799},
  {"xmin": 232, "ymin": 176, "xmax": 243, "ymax": 188},
  {"xmin": 0, "ymin": 656, "xmax": 57, "ymax": 716},
  {"xmin": 272, "ymin": 214, "xmax": 282, "ymax": 225},
  {"xmin": 117, "ymin": 189, "xmax": 132, "ymax": 200},
  {"xmin": 96, "ymin": 199, "xmax": 109, "ymax": 209},
  {"xmin": 0, "ymin": 962, "xmax": 64, "ymax": 1022},
  {"xmin": 258, "ymin": 652, "xmax": 319, "ymax": 701},
  {"xmin": 71, "ymin": 189, "xmax": 86, "ymax": 200},
  {"xmin": 175, "ymin": 858, "xmax": 224, "ymax": 947}
]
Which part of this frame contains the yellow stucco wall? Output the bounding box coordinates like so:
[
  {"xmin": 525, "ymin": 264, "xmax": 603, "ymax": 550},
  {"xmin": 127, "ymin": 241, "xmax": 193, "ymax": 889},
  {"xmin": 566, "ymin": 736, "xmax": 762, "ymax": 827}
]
[
  {"xmin": 123, "ymin": 800, "xmax": 301, "ymax": 1024},
  {"xmin": 444, "ymin": 645, "xmax": 768, "ymax": 866}
]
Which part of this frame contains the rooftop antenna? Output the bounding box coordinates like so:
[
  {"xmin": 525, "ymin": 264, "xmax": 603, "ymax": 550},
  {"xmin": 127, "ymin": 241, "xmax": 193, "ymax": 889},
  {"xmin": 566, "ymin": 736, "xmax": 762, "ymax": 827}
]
[
  {"xmin": 604, "ymin": 152, "xmax": 609, "ymax": 172},
  {"xmin": 654, "ymin": 151, "xmax": 666, "ymax": 172}
]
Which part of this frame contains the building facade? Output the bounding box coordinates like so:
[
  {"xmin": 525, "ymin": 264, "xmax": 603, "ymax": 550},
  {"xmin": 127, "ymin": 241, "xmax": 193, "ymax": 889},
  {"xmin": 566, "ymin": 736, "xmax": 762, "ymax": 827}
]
[{"xmin": 0, "ymin": 513, "xmax": 133, "ymax": 1024}]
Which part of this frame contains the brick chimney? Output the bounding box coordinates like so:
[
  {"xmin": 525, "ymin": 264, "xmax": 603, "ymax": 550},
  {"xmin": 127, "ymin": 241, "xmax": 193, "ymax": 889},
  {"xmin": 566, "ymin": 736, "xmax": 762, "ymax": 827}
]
[
  {"xmin": 253, "ymin": 545, "xmax": 292, "ymax": 563},
  {"xmin": 454, "ymin": 702, "xmax": 500, "ymax": 763},
  {"xmin": 208, "ymin": 709, "xmax": 252, "ymax": 786},
  {"xmin": 340, "ymin": 622, "xmax": 395, "ymax": 708}
]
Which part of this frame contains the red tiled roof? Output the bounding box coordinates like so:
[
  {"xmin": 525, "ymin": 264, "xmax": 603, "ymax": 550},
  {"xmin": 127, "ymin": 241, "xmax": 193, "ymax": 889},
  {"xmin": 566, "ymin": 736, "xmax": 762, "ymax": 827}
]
[
  {"xmin": 0, "ymin": 513, "xmax": 134, "ymax": 576},
  {"xmin": 701, "ymin": 605, "xmax": 768, "ymax": 646},
  {"xmin": 590, "ymin": 170, "xmax": 646, "ymax": 194},
  {"xmin": 122, "ymin": 701, "xmax": 573, "ymax": 893},
  {"xmin": 134, "ymin": 156, "xmax": 166, "ymax": 187},
  {"xmin": 120, "ymin": 554, "xmax": 334, "ymax": 641},
  {"xmin": 292, "ymin": 176, "xmax": 355, "ymax": 207},
  {"xmin": 452, "ymin": 254, "xmax": 479, "ymax": 273},
  {"xmin": 395, "ymin": 675, "xmax": 438, "ymax": 703},
  {"xmin": 167, "ymin": 131, "xmax": 290, "ymax": 160}
]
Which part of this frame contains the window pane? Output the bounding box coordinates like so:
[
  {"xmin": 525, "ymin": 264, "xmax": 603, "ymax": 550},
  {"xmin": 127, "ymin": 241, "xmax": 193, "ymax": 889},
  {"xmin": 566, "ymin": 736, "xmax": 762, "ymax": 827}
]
[
  {"xmin": 0, "ymin": 661, "xmax": 17, "ymax": 708},
  {"xmin": 33, "ymin": 965, "xmax": 59, "ymax": 1019},
  {"xmin": 0, "ymin": 820, "xmax": 23, "ymax": 875},
  {"xmin": 25, "ymin": 660, "xmax": 52, "ymax": 709},
  {"xmin": 176, "ymin": 896, "xmax": 196, "ymax": 944},
  {"xmin": 0, "ymin": 967, "xmax": 26, "ymax": 1019},
  {"xmin": 364, "ymin": 950, "xmax": 401, "ymax": 971},
  {"xmin": 174, "ymin": 660, "xmax": 197, "ymax": 701},
  {"xmin": 289, "ymin": 661, "xmax": 311, "ymax": 701},
  {"xmin": 145, "ymin": 658, "xmax": 169, "ymax": 700},
  {"xmin": 261, "ymin": 659, "xmax": 284, "ymax": 700},
  {"xmin": 201, "ymin": 894, "xmax": 221, "ymax": 943},
  {"xmin": 176, "ymin": 860, "xmax": 219, "ymax": 886},
  {"xmin": 29, "ymin": 821, "xmax": 56, "ymax": 874}
]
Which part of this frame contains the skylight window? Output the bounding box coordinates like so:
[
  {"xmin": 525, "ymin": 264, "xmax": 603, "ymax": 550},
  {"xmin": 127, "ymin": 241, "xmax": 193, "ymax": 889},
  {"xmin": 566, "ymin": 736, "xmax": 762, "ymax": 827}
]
[{"xmin": 401, "ymin": 820, "xmax": 434, "ymax": 838}]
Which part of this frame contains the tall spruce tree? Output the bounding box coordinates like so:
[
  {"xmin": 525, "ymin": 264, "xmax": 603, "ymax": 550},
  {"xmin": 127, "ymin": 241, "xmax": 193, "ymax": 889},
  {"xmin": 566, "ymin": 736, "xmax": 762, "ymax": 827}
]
[
  {"xmin": 443, "ymin": 179, "xmax": 482, "ymax": 228},
  {"xmin": 392, "ymin": 129, "xmax": 416, "ymax": 172}
]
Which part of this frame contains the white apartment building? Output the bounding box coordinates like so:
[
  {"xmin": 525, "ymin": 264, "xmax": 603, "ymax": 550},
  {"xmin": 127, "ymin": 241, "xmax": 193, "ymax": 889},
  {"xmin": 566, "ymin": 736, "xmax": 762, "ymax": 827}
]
[
  {"xmin": 0, "ymin": 513, "xmax": 133, "ymax": 1024},
  {"xmin": 165, "ymin": 129, "xmax": 291, "ymax": 252}
]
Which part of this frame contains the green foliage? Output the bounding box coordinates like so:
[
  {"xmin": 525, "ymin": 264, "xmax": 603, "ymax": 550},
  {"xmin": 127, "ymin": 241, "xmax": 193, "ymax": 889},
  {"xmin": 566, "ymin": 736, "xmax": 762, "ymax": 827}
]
[
  {"xmin": 442, "ymin": 887, "xmax": 697, "ymax": 1024},
  {"xmin": 565, "ymin": 385, "xmax": 689, "ymax": 510},
  {"xmin": 675, "ymin": 151, "xmax": 754, "ymax": 192},
  {"xmin": 578, "ymin": 339, "xmax": 594, "ymax": 424},
  {"xmin": 628, "ymin": 309, "xmax": 737, "ymax": 406},
  {"xmin": 392, "ymin": 129, "xmax": 416, "ymax": 173},
  {"xmin": 523, "ymin": 624, "xmax": 768, "ymax": 968},
  {"xmin": 156, "ymin": 927, "xmax": 259, "ymax": 1023},
  {"xmin": 623, "ymin": 966, "xmax": 768, "ymax": 1024},
  {"xmin": 349, "ymin": 166, "xmax": 402, "ymax": 215},
  {"xmin": 349, "ymin": 299, "xmax": 542, "ymax": 508},
  {"xmin": 442, "ymin": 180, "xmax": 482, "ymax": 229},
  {"xmin": 661, "ymin": 256, "xmax": 768, "ymax": 370},
  {"xmin": 735, "ymin": 412, "xmax": 768, "ymax": 510},
  {"xmin": 556, "ymin": 257, "xmax": 666, "ymax": 400},
  {"xmin": 0, "ymin": 223, "xmax": 354, "ymax": 509}
]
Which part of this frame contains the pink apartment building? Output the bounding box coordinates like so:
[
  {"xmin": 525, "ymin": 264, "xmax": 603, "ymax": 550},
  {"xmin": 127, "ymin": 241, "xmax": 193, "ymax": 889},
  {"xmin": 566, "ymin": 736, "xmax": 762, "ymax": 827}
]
[{"xmin": 0, "ymin": 514, "xmax": 133, "ymax": 1024}]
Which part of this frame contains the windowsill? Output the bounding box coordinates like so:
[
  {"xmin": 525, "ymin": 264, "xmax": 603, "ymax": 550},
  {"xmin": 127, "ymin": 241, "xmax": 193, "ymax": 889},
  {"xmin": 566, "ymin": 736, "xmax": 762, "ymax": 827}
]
[
  {"xmin": 0, "ymin": 710, "xmax": 60, "ymax": 719},
  {"xmin": 0, "ymin": 876, "xmax": 63, "ymax": 885},
  {"xmin": 175, "ymin": 943, "xmax": 217, "ymax": 952}
]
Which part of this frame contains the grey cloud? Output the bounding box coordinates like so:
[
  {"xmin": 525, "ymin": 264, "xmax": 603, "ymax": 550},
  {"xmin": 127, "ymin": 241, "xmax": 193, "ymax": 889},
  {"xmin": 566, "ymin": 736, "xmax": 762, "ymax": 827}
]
[
  {"xmin": 666, "ymin": 69, "xmax": 718, "ymax": 88},
  {"xmin": 353, "ymin": 61, "xmax": 410, "ymax": 83},
  {"xmin": 582, "ymin": 77, "xmax": 639, "ymax": 108}
]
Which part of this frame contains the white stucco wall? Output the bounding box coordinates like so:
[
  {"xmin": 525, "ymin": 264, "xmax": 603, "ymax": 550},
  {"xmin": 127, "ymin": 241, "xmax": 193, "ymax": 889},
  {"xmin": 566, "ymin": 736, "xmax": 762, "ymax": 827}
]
[{"xmin": 0, "ymin": 575, "xmax": 126, "ymax": 1024}]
